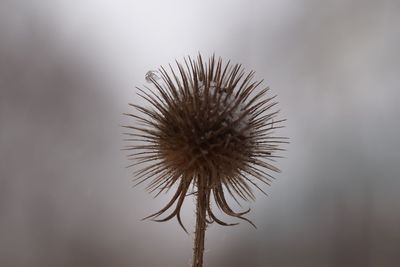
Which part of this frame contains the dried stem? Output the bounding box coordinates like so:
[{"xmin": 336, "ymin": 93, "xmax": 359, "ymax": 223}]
[{"xmin": 192, "ymin": 181, "xmax": 207, "ymax": 267}]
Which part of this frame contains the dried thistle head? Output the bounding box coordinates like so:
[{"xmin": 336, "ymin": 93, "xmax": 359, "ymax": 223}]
[{"xmin": 124, "ymin": 54, "xmax": 286, "ymax": 232}]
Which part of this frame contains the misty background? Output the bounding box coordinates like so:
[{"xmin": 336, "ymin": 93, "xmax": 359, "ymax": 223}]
[{"xmin": 1, "ymin": 0, "xmax": 399, "ymax": 266}]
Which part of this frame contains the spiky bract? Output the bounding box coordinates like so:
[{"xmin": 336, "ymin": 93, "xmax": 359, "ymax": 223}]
[{"xmin": 124, "ymin": 54, "xmax": 286, "ymax": 231}]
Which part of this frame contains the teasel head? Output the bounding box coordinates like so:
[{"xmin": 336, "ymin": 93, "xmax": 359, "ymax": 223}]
[{"xmin": 124, "ymin": 54, "xmax": 286, "ymax": 233}]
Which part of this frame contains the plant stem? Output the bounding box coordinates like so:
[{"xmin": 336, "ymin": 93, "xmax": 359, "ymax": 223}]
[{"xmin": 192, "ymin": 188, "xmax": 207, "ymax": 267}]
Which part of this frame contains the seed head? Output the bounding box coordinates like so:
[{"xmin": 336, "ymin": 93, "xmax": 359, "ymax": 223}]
[{"xmin": 124, "ymin": 54, "xmax": 286, "ymax": 231}]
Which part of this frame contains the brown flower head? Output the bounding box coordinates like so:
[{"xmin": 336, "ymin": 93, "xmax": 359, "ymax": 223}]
[{"xmin": 124, "ymin": 54, "xmax": 286, "ymax": 232}]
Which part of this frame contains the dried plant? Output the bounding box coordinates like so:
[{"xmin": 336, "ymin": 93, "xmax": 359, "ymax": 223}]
[{"xmin": 124, "ymin": 54, "xmax": 286, "ymax": 267}]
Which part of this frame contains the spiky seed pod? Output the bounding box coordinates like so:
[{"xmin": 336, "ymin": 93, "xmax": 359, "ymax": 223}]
[{"xmin": 124, "ymin": 54, "xmax": 286, "ymax": 232}]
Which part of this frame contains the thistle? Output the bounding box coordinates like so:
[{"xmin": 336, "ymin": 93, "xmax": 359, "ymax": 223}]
[{"xmin": 124, "ymin": 54, "xmax": 286, "ymax": 267}]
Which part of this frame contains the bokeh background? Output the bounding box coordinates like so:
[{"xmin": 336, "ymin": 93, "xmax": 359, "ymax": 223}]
[{"xmin": 1, "ymin": 0, "xmax": 399, "ymax": 266}]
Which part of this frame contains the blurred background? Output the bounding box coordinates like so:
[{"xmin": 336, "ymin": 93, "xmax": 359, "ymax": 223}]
[{"xmin": 1, "ymin": 0, "xmax": 399, "ymax": 266}]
